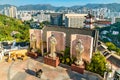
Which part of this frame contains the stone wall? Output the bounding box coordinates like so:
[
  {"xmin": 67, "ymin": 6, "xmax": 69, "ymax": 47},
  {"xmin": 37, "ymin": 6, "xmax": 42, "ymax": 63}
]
[
  {"xmin": 29, "ymin": 29, "xmax": 43, "ymax": 54},
  {"xmin": 47, "ymin": 31, "xmax": 66, "ymax": 53},
  {"xmin": 71, "ymin": 34, "xmax": 93, "ymax": 62},
  {"xmin": 42, "ymin": 26, "xmax": 99, "ymax": 52}
]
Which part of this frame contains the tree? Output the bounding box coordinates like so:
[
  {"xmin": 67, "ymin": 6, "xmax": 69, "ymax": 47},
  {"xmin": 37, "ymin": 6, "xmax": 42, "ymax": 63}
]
[
  {"xmin": 42, "ymin": 21, "xmax": 50, "ymax": 25},
  {"xmin": 0, "ymin": 14, "xmax": 30, "ymax": 42},
  {"xmin": 106, "ymin": 42, "xmax": 116, "ymax": 51},
  {"xmin": 86, "ymin": 51, "xmax": 107, "ymax": 76}
]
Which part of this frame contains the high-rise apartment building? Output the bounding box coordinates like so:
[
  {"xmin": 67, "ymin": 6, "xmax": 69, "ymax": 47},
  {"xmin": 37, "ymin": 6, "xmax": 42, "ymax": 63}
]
[
  {"xmin": 3, "ymin": 6, "xmax": 17, "ymax": 18},
  {"xmin": 33, "ymin": 13, "xmax": 50, "ymax": 22},
  {"xmin": 17, "ymin": 13, "xmax": 32, "ymax": 21},
  {"xmin": 65, "ymin": 14, "xmax": 87, "ymax": 28},
  {"xmin": 3, "ymin": 7, "xmax": 10, "ymax": 16},
  {"xmin": 50, "ymin": 13, "xmax": 63, "ymax": 26},
  {"xmin": 9, "ymin": 6, "xmax": 17, "ymax": 18}
]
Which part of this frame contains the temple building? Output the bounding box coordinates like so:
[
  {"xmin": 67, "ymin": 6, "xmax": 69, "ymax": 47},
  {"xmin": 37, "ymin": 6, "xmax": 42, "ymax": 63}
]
[{"xmin": 84, "ymin": 12, "xmax": 95, "ymax": 29}]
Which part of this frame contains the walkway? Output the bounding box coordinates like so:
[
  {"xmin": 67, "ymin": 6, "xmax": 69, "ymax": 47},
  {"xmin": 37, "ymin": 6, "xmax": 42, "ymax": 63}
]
[{"xmin": 0, "ymin": 57, "xmax": 100, "ymax": 80}]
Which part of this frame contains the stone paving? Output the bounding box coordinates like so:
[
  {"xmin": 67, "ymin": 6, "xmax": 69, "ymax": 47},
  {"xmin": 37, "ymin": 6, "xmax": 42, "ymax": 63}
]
[{"xmin": 0, "ymin": 57, "xmax": 100, "ymax": 80}]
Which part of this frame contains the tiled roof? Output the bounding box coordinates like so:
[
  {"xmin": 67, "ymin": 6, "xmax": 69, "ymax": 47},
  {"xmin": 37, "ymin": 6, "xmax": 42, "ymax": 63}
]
[
  {"xmin": 116, "ymin": 69, "xmax": 120, "ymax": 74},
  {"xmin": 95, "ymin": 20, "xmax": 111, "ymax": 24},
  {"xmin": 107, "ymin": 55, "xmax": 120, "ymax": 68},
  {"xmin": 97, "ymin": 46, "xmax": 106, "ymax": 52}
]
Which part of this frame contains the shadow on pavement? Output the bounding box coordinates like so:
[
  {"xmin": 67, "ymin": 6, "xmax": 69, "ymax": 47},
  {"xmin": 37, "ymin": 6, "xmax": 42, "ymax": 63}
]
[{"xmin": 59, "ymin": 63, "xmax": 87, "ymax": 80}]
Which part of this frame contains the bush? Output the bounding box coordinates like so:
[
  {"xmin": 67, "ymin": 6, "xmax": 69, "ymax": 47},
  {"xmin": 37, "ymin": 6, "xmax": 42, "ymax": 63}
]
[
  {"xmin": 64, "ymin": 47, "xmax": 70, "ymax": 57},
  {"xmin": 59, "ymin": 47, "xmax": 74, "ymax": 65},
  {"xmin": 62, "ymin": 59, "xmax": 65, "ymax": 64},
  {"xmin": 106, "ymin": 42, "xmax": 120, "ymax": 56},
  {"xmin": 86, "ymin": 51, "xmax": 107, "ymax": 76},
  {"xmin": 0, "ymin": 15, "xmax": 30, "ymax": 42},
  {"xmin": 106, "ymin": 42, "xmax": 116, "ymax": 51},
  {"xmin": 66, "ymin": 58, "xmax": 70, "ymax": 63},
  {"xmin": 36, "ymin": 49, "xmax": 42, "ymax": 56},
  {"xmin": 43, "ymin": 52, "xmax": 49, "ymax": 56}
]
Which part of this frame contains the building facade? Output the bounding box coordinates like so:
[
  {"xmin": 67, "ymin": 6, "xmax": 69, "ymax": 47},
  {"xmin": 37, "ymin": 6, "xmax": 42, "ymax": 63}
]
[
  {"xmin": 65, "ymin": 14, "xmax": 87, "ymax": 28},
  {"xmin": 9, "ymin": 6, "xmax": 17, "ymax": 18},
  {"xmin": 33, "ymin": 13, "xmax": 50, "ymax": 22},
  {"xmin": 3, "ymin": 6, "xmax": 17, "ymax": 18},
  {"xmin": 50, "ymin": 13, "xmax": 63, "ymax": 26}
]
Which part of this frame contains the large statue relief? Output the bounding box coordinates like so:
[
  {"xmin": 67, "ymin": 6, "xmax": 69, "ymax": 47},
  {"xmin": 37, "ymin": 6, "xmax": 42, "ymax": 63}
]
[
  {"xmin": 71, "ymin": 34, "xmax": 93, "ymax": 63},
  {"xmin": 30, "ymin": 29, "xmax": 43, "ymax": 55},
  {"xmin": 75, "ymin": 39, "xmax": 84, "ymax": 66},
  {"xmin": 47, "ymin": 31, "xmax": 66, "ymax": 55},
  {"xmin": 49, "ymin": 35, "xmax": 57, "ymax": 58}
]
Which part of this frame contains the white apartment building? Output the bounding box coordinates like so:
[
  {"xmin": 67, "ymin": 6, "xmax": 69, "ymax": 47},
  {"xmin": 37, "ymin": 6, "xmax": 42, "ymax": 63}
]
[
  {"xmin": 3, "ymin": 7, "xmax": 10, "ymax": 16},
  {"xmin": 33, "ymin": 13, "xmax": 50, "ymax": 22},
  {"xmin": 17, "ymin": 13, "xmax": 32, "ymax": 21},
  {"xmin": 3, "ymin": 6, "xmax": 17, "ymax": 18},
  {"xmin": 65, "ymin": 14, "xmax": 87, "ymax": 28},
  {"xmin": 9, "ymin": 6, "xmax": 17, "ymax": 18}
]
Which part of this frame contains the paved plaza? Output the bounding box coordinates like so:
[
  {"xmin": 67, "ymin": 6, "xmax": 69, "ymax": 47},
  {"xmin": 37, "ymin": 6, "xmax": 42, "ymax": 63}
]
[{"xmin": 0, "ymin": 57, "xmax": 99, "ymax": 80}]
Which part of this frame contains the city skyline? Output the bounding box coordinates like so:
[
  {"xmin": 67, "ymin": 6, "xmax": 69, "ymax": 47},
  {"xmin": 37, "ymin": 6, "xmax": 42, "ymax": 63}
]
[{"xmin": 0, "ymin": 0, "xmax": 120, "ymax": 7}]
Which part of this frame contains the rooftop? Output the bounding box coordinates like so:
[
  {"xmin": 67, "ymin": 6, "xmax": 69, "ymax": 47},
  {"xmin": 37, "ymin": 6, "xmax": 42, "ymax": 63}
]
[
  {"xmin": 116, "ymin": 69, "xmax": 120, "ymax": 74},
  {"xmin": 65, "ymin": 14, "xmax": 87, "ymax": 17},
  {"xmin": 107, "ymin": 55, "xmax": 120, "ymax": 68}
]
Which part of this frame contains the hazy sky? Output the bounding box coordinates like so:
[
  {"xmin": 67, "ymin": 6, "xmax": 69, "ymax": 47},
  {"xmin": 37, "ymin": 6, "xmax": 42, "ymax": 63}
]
[{"xmin": 0, "ymin": 0, "xmax": 120, "ymax": 6}]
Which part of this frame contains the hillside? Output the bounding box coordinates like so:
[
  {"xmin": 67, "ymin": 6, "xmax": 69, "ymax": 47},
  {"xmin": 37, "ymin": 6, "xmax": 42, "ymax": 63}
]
[
  {"xmin": 0, "ymin": 4, "xmax": 12, "ymax": 10},
  {"xmin": 0, "ymin": 14, "xmax": 30, "ymax": 42},
  {"xmin": 18, "ymin": 4, "xmax": 56, "ymax": 10},
  {"xmin": 99, "ymin": 22, "xmax": 120, "ymax": 56}
]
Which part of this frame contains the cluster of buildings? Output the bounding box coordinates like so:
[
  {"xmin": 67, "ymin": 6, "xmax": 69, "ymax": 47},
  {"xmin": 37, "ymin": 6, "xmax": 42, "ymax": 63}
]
[
  {"xmin": 0, "ymin": 5, "xmax": 120, "ymax": 80},
  {"xmin": 17, "ymin": 10, "xmax": 53, "ymax": 22},
  {"xmin": 1, "ymin": 6, "xmax": 120, "ymax": 29},
  {"xmin": 1, "ymin": 6, "xmax": 17, "ymax": 18}
]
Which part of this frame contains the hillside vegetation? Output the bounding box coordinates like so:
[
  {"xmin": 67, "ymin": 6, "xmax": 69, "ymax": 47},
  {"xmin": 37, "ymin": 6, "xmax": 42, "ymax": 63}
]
[
  {"xmin": 0, "ymin": 14, "xmax": 30, "ymax": 42},
  {"xmin": 99, "ymin": 22, "xmax": 120, "ymax": 56}
]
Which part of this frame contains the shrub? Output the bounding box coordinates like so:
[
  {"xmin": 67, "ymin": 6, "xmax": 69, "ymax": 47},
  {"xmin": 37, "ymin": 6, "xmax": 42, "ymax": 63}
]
[
  {"xmin": 66, "ymin": 58, "xmax": 70, "ymax": 63},
  {"xmin": 62, "ymin": 59, "xmax": 65, "ymax": 64},
  {"xmin": 86, "ymin": 51, "xmax": 107, "ymax": 76}
]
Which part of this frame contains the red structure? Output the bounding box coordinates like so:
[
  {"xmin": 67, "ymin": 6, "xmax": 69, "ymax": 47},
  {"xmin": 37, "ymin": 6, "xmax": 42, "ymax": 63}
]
[
  {"xmin": 71, "ymin": 64, "xmax": 85, "ymax": 74},
  {"xmin": 44, "ymin": 56, "xmax": 60, "ymax": 67},
  {"xmin": 84, "ymin": 12, "xmax": 95, "ymax": 29},
  {"xmin": 27, "ymin": 52, "xmax": 39, "ymax": 59}
]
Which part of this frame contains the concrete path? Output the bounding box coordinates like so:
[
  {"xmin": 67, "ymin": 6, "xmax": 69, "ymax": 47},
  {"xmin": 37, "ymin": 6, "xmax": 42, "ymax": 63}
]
[{"xmin": 0, "ymin": 57, "xmax": 100, "ymax": 80}]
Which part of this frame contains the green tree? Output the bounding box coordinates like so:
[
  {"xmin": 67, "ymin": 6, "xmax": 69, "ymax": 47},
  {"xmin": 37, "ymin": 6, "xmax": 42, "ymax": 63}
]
[
  {"xmin": 0, "ymin": 14, "xmax": 30, "ymax": 42},
  {"xmin": 86, "ymin": 51, "xmax": 107, "ymax": 76},
  {"xmin": 42, "ymin": 21, "xmax": 50, "ymax": 25},
  {"xmin": 106, "ymin": 42, "xmax": 116, "ymax": 51}
]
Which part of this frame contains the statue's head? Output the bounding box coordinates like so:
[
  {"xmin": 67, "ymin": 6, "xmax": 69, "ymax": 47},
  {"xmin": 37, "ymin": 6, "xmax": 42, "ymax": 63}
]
[
  {"xmin": 51, "ymin": 34, "xmax": 55, "ymax": 37},
  {"xmin": 77, "ymin": 39, "xmax": 82, "ymax": 44},
  {"xmin": 31, "ymin": 33, "xmax": 34, "ymax": 38},
  {"xmin": 31, "ymin": 33, "xmax": 36, "ymax": 41}
]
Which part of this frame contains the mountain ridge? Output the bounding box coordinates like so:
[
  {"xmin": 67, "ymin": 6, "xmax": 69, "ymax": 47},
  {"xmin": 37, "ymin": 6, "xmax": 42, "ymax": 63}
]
[{"xmin": 0, "ymin": 3, "xmax": 120, "ymax": 11}]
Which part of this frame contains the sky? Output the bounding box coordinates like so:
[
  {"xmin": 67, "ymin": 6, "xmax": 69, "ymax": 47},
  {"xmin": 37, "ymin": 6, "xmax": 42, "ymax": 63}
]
[{"xmin": 0, "ymin": 0, "xmax": 120, "ymax": 7}]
